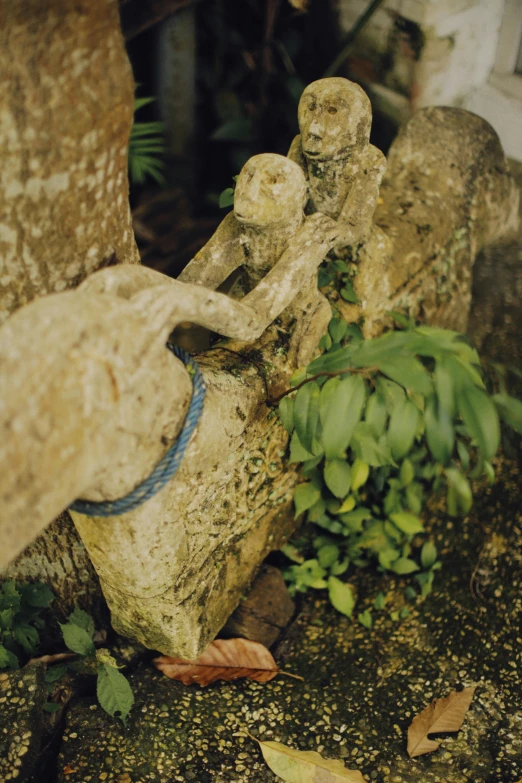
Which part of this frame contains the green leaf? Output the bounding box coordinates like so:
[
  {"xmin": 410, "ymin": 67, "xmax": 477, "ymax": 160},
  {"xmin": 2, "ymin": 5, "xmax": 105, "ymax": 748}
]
[
  {"xmin": 308, "ymin": 496, "xmax": 326, "ymax": 522},
  {"xmin": 20, "ymin": 583, "xmax": 55, "ymax": 608},
  {"xmin": 456, "ymin": 440, "xmax": 470, "ymax": 470},
  {"xmin": 97, "ymin": 663, "xmax": 134, "ymax": 724},
  {"xmin": 374, "ymin": 592, "xmax": 386, "ymax": 610},
  {"xmin": 390, "ymin": 557, "xmax": 419, "ymax": 575},
  {"xmin": 307, "ymin": 346, "xmax": 353, "ymax": 375},
  {"xmin": 389, "ymin": 511, "xmax": 424, "ymax": 535},
  {"xmin": 294, "ymin": 383, "xmax": 321, "ymax": 453},
  {"xmin": 365, "ymin": 393, "xmax": 387, "ymax": 438},
  {"xmin": 399, "ymin": 458, "xmax": 415, "ymax": 487},
  {"xmin": 289, "ymin": 431, "xmax": 313, "ymax": 463},
  {"xmin": 0, "ymin": 644, "xmax": 16, "ymax": 669},
  {"xmin": 405, "ymin": 586, "xmax": 417, "ymax": 601},
  {"xmin": 424, "ymin": 397, "xmax": 454, "ymax": 465},
  {"xmin": 320, "ymin": 375, "xmax": 366, "ymax": 459},
  {"xmin": 351, "ymin": 459, "xmax": 370, "ymax": 491},
  {"xmin": 415, "ymin": 570, "xmax": 435, "ymax": 597},
  {"xmin": 319, "ymin": 377, "xmax": 341, "ymax": 424},
  {"xmin": 445, "ymin": 467, "xmax": 472, "ymax": 515},
  {"xmin": 328, "ymin": 318, "xmax": 348, "ymax": 344},
  {"xmin": 60, "ymin": 623, "xmax": 95, "ymax": 657},
  {"xmin": 458, "ymin": 385, "xmax": 500, "ymax": 460},
  {"xmin": 375, "ymin": 377, "xmax": 406, "ymax": 414},
  {"xmin": 340, "ymin": 279, "xmax": 358, "ymax": 303},
  {"xmin": 45, "ymin": 664, "xmax": 68, "ymax": 684},
  {"xmin": 294, "ymin": 483, "xmax": 321, "ymax": 519},
  {"xmin": 13, "ymin": 625, "xmax": 39, "ymax": 654},
  {"xmin": 317, "ymin": 544, "xmax": 340, "ymax": 569},
  {"xmin": 358, "ymin": 610, "xmax": 373, "ymax": 629},
  {"xmin": 493, "ymin": 394, "xmax": 522, "ymax": 434},
  {"xmin": 400, "ymin": 607, "xmax": 411, "ymax": 619},
  {"xmin": 386, "ymin": 310, "xmax": 411, "ymax": 328},
  {"xmin": 219, "ymin": 187, "xmax": 235, "ymax": 208},
  {"xmin": 435, "ymin": 358, "xmax": 455, "ymax": 416},
  {"xmin": 378, "ymin": 547, "xmax": 401, "ymax": 570},
  {"xmin": 43, "ymin": 702, "xmax": 61, "ymax": 713},
  {"xmin": 388, "ymin": 399, "xmax": 420, "ymax": 461},
  {"xmin": 278, "ymin": 397, "xmax": 294, "ymax": 435},
  {"xmin": 68, "ymin": 607, "xmax": 95, "ymax": 638},
  {"xmin": 340, "ymin": 507, "xmax": 372, "ymax": 532},
  {"xmin": 330, "ymin": 558, "xmax": 350, "ymax": 576},
  {"xmin": 327, "ymin": 577, "xmax": 355, "ymax": 618},
  {"xmin": 351, "ymin": 425, "xmax": 392, "ymax": 467},
  {"xmin": 377, "ymin": 356, "xmax": 432, "ymax": 396},
  {"xmin": 0, "ymin": 608, "xmax": 14, "ymax": 631},
  {"xmin": 421, "ymin": 541, "xmax": 438, "ymax": 569},
  {"xmin": 323, "ymin": 459, "xmax": 351, "ymax": 499}
]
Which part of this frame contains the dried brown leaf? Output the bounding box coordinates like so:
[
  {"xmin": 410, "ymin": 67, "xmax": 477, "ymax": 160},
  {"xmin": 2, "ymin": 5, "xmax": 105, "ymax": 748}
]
[
  {"xmin": 407, "ymin": 686, "xmax": 476, "ymax": 758},
  {"xmin": 153, "ymin": 638, "xmax": 280, "ymax": 686}
]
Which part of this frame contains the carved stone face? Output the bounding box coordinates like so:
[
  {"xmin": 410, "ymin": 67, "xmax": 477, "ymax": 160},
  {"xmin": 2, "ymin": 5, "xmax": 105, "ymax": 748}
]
[
  {"xmin": 298, "ymin": 77, "xmax": 371, "ymax": 162},
  {"xmin": 234, "ymin": 154, "xmax": 307, "ymax": 228}
]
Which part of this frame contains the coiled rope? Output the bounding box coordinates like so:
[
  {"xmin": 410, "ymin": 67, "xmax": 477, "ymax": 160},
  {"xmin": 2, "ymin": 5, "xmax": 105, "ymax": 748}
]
[{"xmin": 69, "ymin": 344, "xmax": 205, "ymax": 517}]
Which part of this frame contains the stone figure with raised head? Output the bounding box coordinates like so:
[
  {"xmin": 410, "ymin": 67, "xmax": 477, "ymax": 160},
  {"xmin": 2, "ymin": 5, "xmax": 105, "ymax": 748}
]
[
  {"xmin": 288, "ymin": 77, "xmax": 386, "ymax": 249},
  {"xmin": 179, "ymin": 152, "xmax": 339, "ymax": 363}
]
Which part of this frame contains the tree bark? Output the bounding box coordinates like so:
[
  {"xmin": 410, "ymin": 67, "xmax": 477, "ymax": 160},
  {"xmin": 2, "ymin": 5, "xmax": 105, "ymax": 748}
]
[
  {"xmin": 0, "ymin": 0, "xmax": 139, "ymax": 325},
  {"xmin": 0, "ymin": 0, "xmax": 139, "ymax": 617}
]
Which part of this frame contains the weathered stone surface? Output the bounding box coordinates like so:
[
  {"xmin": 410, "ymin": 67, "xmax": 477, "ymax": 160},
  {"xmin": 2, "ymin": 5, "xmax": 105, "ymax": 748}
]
[
  {"xmin": 0, "ymin": 664, "xmax": 46, "ymax": 783},
  {"xmin": 55, "ymin": 457, "xmax": 522, "ymax": 783},
  {"xmin": 352, "ymin": 107, "xmax": 519, "ymax": 336},
  {"xmin": 0, "ymin": 151, "xmax": 339, "ymax": 657},
  {"xmin": 2, "ymin": 73, "xmax": 518, "ymax": 662},
  {"xmin": 221, "ymin": 564, "xmax": 295, "ymax": 648}
]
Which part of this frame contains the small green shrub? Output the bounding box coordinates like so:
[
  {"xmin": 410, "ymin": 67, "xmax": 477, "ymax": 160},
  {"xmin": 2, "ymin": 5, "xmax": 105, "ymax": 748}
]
[
  {"xmin": 0, "ymin": 581, "xmax": 55, "ymax": 668},
  {"xmin": 45, "ymin": 607, "xmax": 134, "ymax": 723},
  {"xmin": 279, "ymin": 313, "xmax": 522, "ymax": 616}
]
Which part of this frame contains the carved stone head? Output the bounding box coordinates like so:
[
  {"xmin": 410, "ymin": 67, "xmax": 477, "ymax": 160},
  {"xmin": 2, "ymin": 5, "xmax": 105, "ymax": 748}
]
[
  {"xmin": 298, "ymin": 77, "xmax": 372, "ymax": 162},
  {"xmin": 234, "ymin": 153, "xmax": 307, "ymax": 228}
]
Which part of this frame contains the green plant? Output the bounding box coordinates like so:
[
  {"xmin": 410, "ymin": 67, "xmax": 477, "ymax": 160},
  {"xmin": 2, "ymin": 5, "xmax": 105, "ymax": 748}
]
[
  {"xmin": 0, "ymin": 581, "xmax": 55, "ymax": 669},
  {"xmin": 44, "ymin": 607, "xmax": 134, "ymax": 723},
  {"xmin": 278, "ymin": 312, "xmax": 522, "ymax": 617},
  {"xmin": 128, "ymin": 95, "xmax": 167, "ymax": 186}
]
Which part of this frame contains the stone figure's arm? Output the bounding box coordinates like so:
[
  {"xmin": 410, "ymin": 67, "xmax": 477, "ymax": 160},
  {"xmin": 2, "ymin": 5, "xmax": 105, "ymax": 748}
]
[
  {"xmin": 241, "ymin": 213, "xmax": 340, "ymax": 330},
  {"xmin": 177, "ymin": 211, "xmax": 243, "ymax": 290},
  {"xmin": 337, "ymin": 145, "xmax": 387, "ymax": 245},
  {"xmin": 287, "ymin": 134, "xmax": 307, "ymax": 173}
]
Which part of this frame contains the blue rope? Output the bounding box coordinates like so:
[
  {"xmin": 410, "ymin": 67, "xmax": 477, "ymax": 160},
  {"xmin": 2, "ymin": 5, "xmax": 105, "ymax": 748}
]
[{"xmin": 69, "ymin": 344, "xmax": 206, "ymax": 517}]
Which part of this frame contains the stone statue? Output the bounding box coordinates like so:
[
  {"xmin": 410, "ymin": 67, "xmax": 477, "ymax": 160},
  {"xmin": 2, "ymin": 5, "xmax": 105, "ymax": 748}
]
[
  {"xmin": 179, "ymin": 152, "xmax": 338, "ymax": 363},
  {"xmin": 288, "ymin": 77, "xmax": 386, "ymax": 249}
]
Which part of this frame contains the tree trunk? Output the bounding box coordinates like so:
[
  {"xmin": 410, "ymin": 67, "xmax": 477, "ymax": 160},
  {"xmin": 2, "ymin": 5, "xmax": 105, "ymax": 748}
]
[
  {"xmin": 0, "ymin": 0, "xmax": 138, "ymax": 616},
  {"xmin": 0, "ymin": 0, "xmax": 139, "ymax": 325}
]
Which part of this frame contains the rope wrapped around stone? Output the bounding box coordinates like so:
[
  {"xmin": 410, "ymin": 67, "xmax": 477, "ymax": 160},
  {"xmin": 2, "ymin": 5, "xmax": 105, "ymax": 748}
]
[{"xmin": 69, "ymin": 344, "xmax": 205, "ymax": 517}]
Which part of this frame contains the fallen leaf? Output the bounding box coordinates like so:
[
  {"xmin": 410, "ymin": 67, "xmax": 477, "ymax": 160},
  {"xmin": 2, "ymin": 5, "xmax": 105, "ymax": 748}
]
[
  {"xmin": 247, "ymin": 732, "xmax": 364, "ymax": 782},
  {"xmin": 288, "ymin": 0, "xmax": 309, "ymax": 10},
  {"xmin": 154, "ymin": 638, "xmax": 282, "ymax": 686},
  {"xmin": 407, "ymin": 686, "xmax": 476, "ymax": 757}
]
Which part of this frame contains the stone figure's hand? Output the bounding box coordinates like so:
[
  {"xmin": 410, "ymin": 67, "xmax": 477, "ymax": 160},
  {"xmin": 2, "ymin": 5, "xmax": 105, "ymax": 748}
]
[{"xmin": 298, "ymin": 212, "xmax": 341, "ymax": 252}]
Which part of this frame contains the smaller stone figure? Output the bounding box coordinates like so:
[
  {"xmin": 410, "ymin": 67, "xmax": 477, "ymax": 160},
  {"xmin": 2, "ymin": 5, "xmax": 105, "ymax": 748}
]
[
  {"xmin": 288, "ymin": 77, "xmax": 386, "ymax": 249},
  {"xmin": 179, "ymin": 153, "xmax": 340, "ymax": 362}
]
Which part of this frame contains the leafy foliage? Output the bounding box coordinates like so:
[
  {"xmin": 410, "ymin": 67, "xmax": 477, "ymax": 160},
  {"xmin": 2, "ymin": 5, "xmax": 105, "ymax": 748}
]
[
  {"xmin": 280, "ymin": 313, "xmax": 521, "ymax": 615},
  {"xmin": 128, "ymin": 95, "xmax": 167, "ymax": 186},
  {"xmin": 0, "ymin": 581, "xmax": 55, "ymax": 669},
  {"xmin": 47, "ymin": 607, "xmax": 134, "ymax": 724}
]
